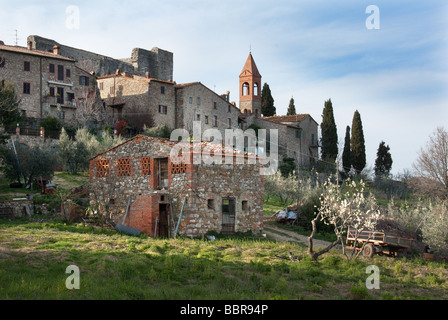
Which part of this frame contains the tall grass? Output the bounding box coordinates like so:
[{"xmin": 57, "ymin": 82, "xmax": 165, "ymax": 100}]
[{"xmin": 1, "ymin": 218, "xmax": 448, "ymax": 300}]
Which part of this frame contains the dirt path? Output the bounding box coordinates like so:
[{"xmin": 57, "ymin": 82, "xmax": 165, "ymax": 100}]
[{"xmin": 263, "ymin": 222, "xmax": 334, "ymax": 249}]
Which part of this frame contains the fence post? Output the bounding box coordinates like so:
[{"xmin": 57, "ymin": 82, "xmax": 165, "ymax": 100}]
[{"xmin": 15, "ymin": 124, "xmax": 20, "ymax": 136}]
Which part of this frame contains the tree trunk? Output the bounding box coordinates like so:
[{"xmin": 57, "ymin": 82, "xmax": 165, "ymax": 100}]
[{"xmin": 308, "ymin": 213, "xmax": 340, "ymax": 260}]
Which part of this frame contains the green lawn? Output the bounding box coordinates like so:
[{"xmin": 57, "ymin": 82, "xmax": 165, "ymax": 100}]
[{"xmin": 1, "ymin": 217, "xmax": 447, "ymax": 300}]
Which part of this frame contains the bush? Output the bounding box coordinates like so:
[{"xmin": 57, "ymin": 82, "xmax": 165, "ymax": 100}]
[{"xmin": 39, "ymin": 116, "xmax": 62, "ymax": 131}]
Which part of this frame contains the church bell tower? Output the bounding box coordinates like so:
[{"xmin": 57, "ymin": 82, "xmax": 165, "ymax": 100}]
[{"xmin": 239, "ymin": 52, "xmax": 262, "ymax": 117}]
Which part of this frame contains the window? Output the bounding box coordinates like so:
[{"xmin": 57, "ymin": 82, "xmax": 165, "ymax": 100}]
[
  {"xmin": 312, "ymin": 134, "xmax": 315, "ymax": 146},
  {"xmin": 228, "ymin": 105, "xmax": 231, "ymax": 113},
  {"xmin": 66, "ymin": 69, "xmax": 71, "ymax": 78},
  {"xmin": 254, "ymin": 83, "xmax": 259, "ymax": 96},
  {"xmin": 227, "ymin": 118, "xmax": 231, "ymax": 129},
  {"xmin": 207, "ymin": 199, "xmax": 215, "ymax": 210},
  {"xmin": 242, "ymin": 82, "xmax": 249, "ymax": 96},
  {"xmin": 59, "ymin": 110, "xmax": 65, "ymax": 121},
  {"xmin": 23, "ymin": 83, "xmax": 31, "ymax": 94},
  {"xmin": 213, "ymin": 115, "xmax": 218, "ymax": 127},
  {"xmin": 140, "ymin": 157, "xmax": 151, "ymax": 176},
  {"xmin": 95, "ymin": 159, "xmax": 110, "ymax": 177},
  {"xmin": 159, "ymin": 105, "xmax": 167, "ymax": 114},
  {"xmin": 296, "ymin": 130, "xmax": 301, "ymax": 139},
  {"xmin": 214, "ymin": 102, "xmax": 217, "ymax": 109},
  {"xmin": 99, "ymin": 82, "xmax": 104, "ymax": 91},
  {"xmin": 67, "ymin": 92, "xmax": 75, "ymax": 103},
  {"xmin": 196, "ymin": 114, "xmax": 201, "ymax": 121},
  {"xmin": 197, "ymin": 97, "xmax": 200, "ymax": 105},
  {"xmin": 110, "ymin": 86, "xmax": 114, "ymax": 94},
  {"xmin": 49, "ymin": 87, "xmax": 55, "ymax": 97},
  {"xmin": 189, "ymin": 97, "xmax": 193, "ymax": 104},
  {"xmin": 0, "ymin": 57, "xmax": 5, "ymax": 68},
  {"xmin": 49, "ymin": 64, "xmax": 55, "ymax": 73},
  {"xmin": 24, "ymin": 61, "xmax": 30, "ymax": 71},
  {"xmin": 205, "ymin": 115, "xmax": 209, "ymax": 125},
  {"xmin": 57, "ymin": 87, "xmax": 64, "ymax": 104},
  {"xmin": 57, "ymin": 65, "xmax": 64, "ymax": 80},
  {"xmin": 161, "ymin": 86, "xmax": 165, "ymax": 94},
  {"xmin": 242, "ymin": 200, "xmax": 248, "ymax": 211},
  {"xmin": 79, "ymin": 76, "xmax": 90, "ymax": 86},
  {"xmin": 116, "ymin": 158, "xmax": 132, "ymax": 176}
]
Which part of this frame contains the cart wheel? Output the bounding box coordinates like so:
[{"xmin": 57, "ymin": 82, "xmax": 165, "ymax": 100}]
[{"xmin": 363, "ymin": 243, "xmax": 375, "ymax": 258}]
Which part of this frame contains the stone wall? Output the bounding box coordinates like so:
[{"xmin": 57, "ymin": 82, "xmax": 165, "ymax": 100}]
[
  {"xmin": 175, "ymin": 83, "xmax": 240, "ymax": 137},
  {"xmin": 97, "ymin": 73, "xmax": 176, "ymax": 129},
  {"xmin": 0, "ymin": 198, "xmax": 33, "ymax": 218},
  {"xmin": 28, "ymin": 35, "xmax": 173, "ymax": 81},
  {"xmin": 89, "ymin": 135, "xmax": 264, "ymax": 237}
]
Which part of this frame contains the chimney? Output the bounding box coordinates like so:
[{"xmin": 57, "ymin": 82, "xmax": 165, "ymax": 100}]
[
  {"xmin": 53, "ymin": 45, "xmax": 60, "ymax": 55},
  {"xmin": 27, "ymin": 41, "xmax": 33, "ymax": 50}
]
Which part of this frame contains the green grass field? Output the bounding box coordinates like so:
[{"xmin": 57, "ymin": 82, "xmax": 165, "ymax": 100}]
[{"xmin": 1, "ymin": 217, "xmax": 447, "ymax": 300}]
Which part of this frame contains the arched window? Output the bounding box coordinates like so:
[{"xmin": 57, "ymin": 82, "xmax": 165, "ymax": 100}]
[
  {"xmin": 242, "ymin": 82, "xmax": 250, "ymax": 96},
  {"xmin": 253, "ymin": 83, "xmax": 259, "ymax": 96}
]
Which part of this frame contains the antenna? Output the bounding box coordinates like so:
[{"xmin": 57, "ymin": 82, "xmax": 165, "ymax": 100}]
[{"xmin": 14, "ymin": 29, "xmax": 18, "ymax": 46}]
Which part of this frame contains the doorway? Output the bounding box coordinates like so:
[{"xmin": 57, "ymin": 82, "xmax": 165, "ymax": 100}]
[
  {"xmin": 222, "ymin": 197, "xmax": 236, "ymax": 234},
  {"xmin": 158, "ymin": 203, "xmax": 169, "ymax": 238}
]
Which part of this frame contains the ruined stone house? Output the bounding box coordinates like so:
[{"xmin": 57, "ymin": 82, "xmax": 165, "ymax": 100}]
[{"xmin": 89, "ymin": 135, "xmax": 264, "ymax": 237}]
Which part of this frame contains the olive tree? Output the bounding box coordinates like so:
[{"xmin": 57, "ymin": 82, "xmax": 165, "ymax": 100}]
[{"xmin": 308, "ymin": 178, "xmax": 381, "ymax": 260}]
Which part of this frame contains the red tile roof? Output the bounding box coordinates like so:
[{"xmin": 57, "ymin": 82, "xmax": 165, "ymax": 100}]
[
  {"xmin": 0, "ymin": 44, "xmax": 75, "ymax": 62},
  {"xmin": 91, "ymin": 135, "xmax": 260, "ymax": 161}
]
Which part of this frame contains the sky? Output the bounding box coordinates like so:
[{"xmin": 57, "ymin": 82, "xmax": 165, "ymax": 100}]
[{"xmin": 1, "ymin": 0, "xmax": 447, "ymax": 176}]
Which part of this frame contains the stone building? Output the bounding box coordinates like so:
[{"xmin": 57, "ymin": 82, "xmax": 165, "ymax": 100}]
[
  {"xmin": 253, "ymin": 114, "xmax": 319, "ymax": 168},
  {"xmin": 89, "ymin": 135, "xmax": 264, "ymax": 237},
  {"xmin": 28, "ymin": 35, "xmax": 173, "ymax": 81},
  {"xmin": 0, "ymin": 40, "xmax": 99, "ymax": 125},
  {"xmin": 174, "ymin": 82, "xmax": 240, "ymax": 137},
  {"xmin": 96, "ymin": 72, "xmax": 176, "ymax": 129}
]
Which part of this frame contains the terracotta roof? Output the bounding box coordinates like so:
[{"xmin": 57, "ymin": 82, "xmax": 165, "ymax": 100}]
[
  {"xmin": 173, "ymin": 82, "xmax": 201, "ymax": 88},
  {"xmin": 240, "ymin": 53, "xmax": 261, "ymax": 78},
  {"xmin": 91, "ymin": 135, "xmax": 260, "ymax": 161},
  {"xmin": 97, "ymin": 73, "xmax": 175, "ymax": 84},
  {"xmin": 0, "ymin": 44, "xmax": 75, "ymax": 62},
  {"xmin": 261, "ymin": 114, "xmax": 311, "ymax": 124}
]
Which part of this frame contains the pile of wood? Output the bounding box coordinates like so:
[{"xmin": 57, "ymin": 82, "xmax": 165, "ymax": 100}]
[{"xmin": 375, "ymin": 218, "xmax": 427, "ymax": 255}]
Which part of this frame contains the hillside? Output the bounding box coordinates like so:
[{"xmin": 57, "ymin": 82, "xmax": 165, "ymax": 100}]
[{"xmin": 0, "ymin": 217, "xmax": 447, "ymax": 300}]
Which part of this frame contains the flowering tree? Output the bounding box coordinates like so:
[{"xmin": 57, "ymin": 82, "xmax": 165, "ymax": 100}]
[{"xmin": 308, "ymin": 178, "xmax": 381, "ymax": 260}]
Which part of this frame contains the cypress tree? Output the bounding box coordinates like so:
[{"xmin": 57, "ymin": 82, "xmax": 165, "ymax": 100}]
[
  {"xmin": 374, "ymin": 141, "xmax": 393, "ymax": 178},
  {"xmin": 320, "ymin": 99, "xmax": 338, "ymax": 162},
  {"xmin": 342, "ymin": 125, "xmax": 351, "ymax": 172},
  {"xmin": 350, "ymin": 110, "xmax": 366, "ymax": 174},
  {"xmin": 261, "ymin": 83, "xmax": 276, "ymax": 117},
  {"xmin": 287, "ymin": 97, "xmax": 296, "ymax": 115}
]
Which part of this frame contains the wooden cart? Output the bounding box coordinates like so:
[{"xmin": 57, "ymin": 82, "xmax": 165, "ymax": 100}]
[{"xmin": 346, "ymin": 226, "xmax": 413, "ymax": 258}]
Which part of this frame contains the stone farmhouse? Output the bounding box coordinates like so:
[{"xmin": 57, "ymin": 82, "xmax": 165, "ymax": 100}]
[
  {"xmin": 89, "ymin": 135, "xmax": 264, "ymax": 237},
  {"xmin": 0, "ymin": 40, "xmax": 98, "ymax": 125}
]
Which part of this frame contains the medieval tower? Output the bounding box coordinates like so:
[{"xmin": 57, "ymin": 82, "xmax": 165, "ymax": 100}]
[{"xmin": 239, "ymin": 53, "xmax": 262, "ymax": 117}]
